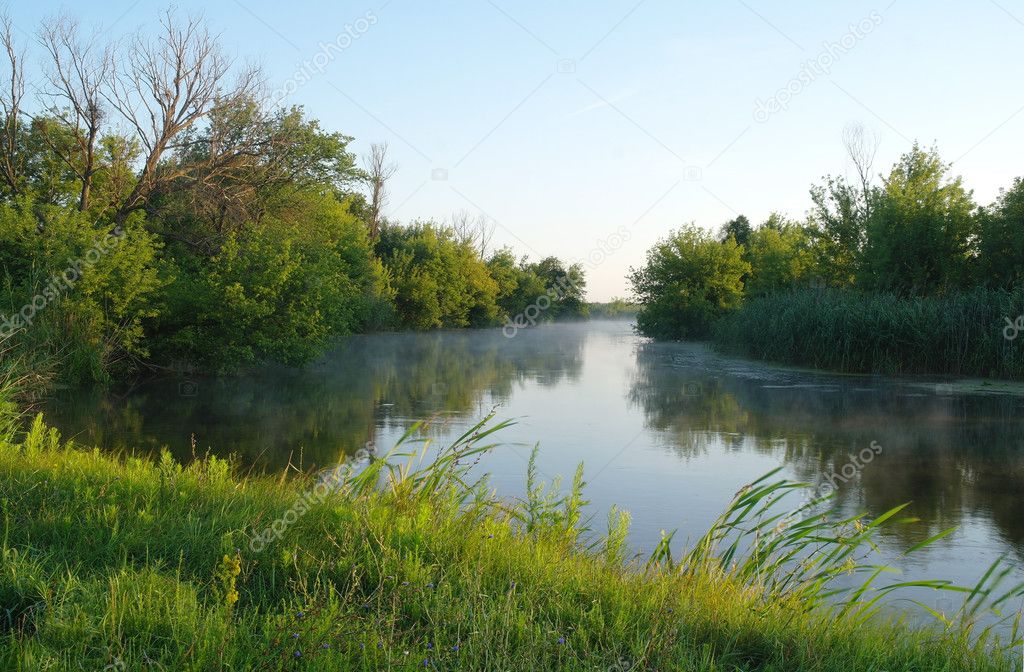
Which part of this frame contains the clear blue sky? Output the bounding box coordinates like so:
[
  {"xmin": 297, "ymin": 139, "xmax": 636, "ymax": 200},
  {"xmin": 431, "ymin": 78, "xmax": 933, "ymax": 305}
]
[{"xmin": 8, "ymin": 1, "xmax": 1024, "ymax": 300}]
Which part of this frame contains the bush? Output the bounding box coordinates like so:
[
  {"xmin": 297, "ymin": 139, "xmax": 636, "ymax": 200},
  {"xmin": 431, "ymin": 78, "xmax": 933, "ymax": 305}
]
[
  {"xmin": 377, "ymin": 222, "xmax": 499, "ymax": 330},
  {"xmin": 629, "ymin": 225, "xmax": 749, "ymax": 339},
  {"xmin": 153, "ymin": 196, "xmax": 387, "ymax": 371},
  {"xmin": 0, "ymin": 202, "xmax": 163, "ymax": 385}
]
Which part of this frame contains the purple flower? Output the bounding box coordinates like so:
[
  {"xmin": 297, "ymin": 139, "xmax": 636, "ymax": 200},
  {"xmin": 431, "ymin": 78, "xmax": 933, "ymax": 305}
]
[
  {"xmin": 452, "ymin": 644, "xmax": 460, "ymax": 652},
  {"xmin": 321, "ymin": 643, "xmax": 330, "ymax": 649},
  {"xmin": 293, "ymin": 650, "xmax": 302, "ymax": 658},
  {"xmin": 426, "ymin": 642, "xmax": 433, "ymax": 650},
  {"xmin": 292, "ymin": 633, "xmax": 300, "ymax": 639},
  {"xmin": 296, "ymin": 611, "xmax": 304, "ymax": 619},
  {"xmin": 557, "ymin": 636, "xmax": 566, "ymax": 645}
]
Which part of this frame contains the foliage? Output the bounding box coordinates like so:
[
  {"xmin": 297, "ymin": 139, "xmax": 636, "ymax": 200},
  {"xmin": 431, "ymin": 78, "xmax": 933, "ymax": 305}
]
[
  {"xmin": 153, "ymin": 195, "xmax": 387, "ymax": 371},
  {"xmin": 744, "ymin": 221, "xmax": 815, "ymax": 296},
  {"xmin": 633, "ymin": 142, "xmax": 1024, "ymax": 379},
  {"xmin": 860, "ymin": 144, "xmax": 977, "ymax": 294},
  {"xmin": 629, "ymin": 225, "xmax": 749, "ymax": 339},
  {"xmin": 0, "ymin": 201, "xmax": 163, "ymax": 384},
  {"xmin": 587, "ymin": 297, "xmax": 638, "ymax": 319},
  {"xmin": 977, "ymin": 177, "xmax": 1024, "ymax": 289},
  {"xmin": 376, "ymin": 222, "xmax": 499, "ymax": 330},
  {"xmin": 0, "ymin": 9, "xmax": 583, "ymax": 388}
]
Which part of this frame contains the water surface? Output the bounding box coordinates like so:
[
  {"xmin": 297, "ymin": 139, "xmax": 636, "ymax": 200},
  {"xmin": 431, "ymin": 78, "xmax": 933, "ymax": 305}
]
[{"xmin": 43, "ymin": 320, "xmax": 1024, "ymax": 621}]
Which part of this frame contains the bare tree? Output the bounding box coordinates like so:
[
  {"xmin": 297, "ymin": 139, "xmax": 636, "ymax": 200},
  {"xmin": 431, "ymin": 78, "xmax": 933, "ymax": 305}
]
[
  {"xmin": 0, "ymin": 13, "xmax": 25, "ymax": 195},
  {"xmin": 363, "ymin": 142, "xmax": 396, "ymax": 240},
  {"xmin": 38, "ymin": 14, "xmax": 111, "ymax": 211},
  {"xmin": 104, "ymin": 10, "xmax": 260, "ymax": 222},
  {"xmin": 449, "ymin": 208, "xmax": 474, "ymax": 246},
  {"xmin": 842, "ymin": 122, "xmax": 881, "ymax": 219},
  {"xmin": 476, "ymin": 214, "xmax": 495, "ymax": 258},
  {"xmin": 449, "ymin": 208, "xmax": 495, "ymax": 257}
]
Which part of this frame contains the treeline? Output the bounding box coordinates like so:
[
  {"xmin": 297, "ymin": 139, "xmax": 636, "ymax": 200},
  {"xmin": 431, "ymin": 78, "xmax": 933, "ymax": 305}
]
[
  {"xmin": 0, "ymin": 11, "xmax": 586, "ymax": 391},
  {"xmin": 629, "ymin": 127, "xmax": 1024, "ymax": 378}
]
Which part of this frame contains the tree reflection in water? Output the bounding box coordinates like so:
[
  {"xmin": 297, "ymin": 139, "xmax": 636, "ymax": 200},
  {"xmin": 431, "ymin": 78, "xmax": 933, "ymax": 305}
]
[{"xmin": 628, "ymin": 339, "xmax": 1024, "ymax": 559}]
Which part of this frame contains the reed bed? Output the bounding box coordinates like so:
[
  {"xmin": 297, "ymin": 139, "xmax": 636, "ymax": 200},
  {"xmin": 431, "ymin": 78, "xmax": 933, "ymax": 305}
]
[
  {"xmin": 713, "ymin": 287, "xmax": 1024, "ymax": 379},
  {"xmin": 0, "ymin": 411, "xmax": 1018, "ymax": 670}
]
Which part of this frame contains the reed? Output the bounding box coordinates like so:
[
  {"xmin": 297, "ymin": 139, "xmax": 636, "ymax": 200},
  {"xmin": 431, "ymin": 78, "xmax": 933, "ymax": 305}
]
[
  {"xmin": 0, "ymin": 413, "xmax": 1017, "ymax": 670},
  {"xmin": 713, "ymin": 287, "xmax": 1024, "ymax": 379}
]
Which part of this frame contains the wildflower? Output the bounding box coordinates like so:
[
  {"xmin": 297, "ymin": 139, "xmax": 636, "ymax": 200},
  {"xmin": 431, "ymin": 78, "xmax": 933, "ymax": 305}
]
[
  {"xmin": 296, "ymin": 611, "xmax": 304, "ymax": 619},
  {"xmin": 292, "ymin": 633, "xmax": 300, "ymax": 639},
  {"xmin": 321, "ymin": 643, "xmax": 330, "ymax": 649},
  {"xmin": 426, "ymin": 582, "xmax": 434, "ymax": 589},
  {"xmin": 452, "ymin": 644, "xmax": 460, "ymax": 652},
  {"xmin": 426, "ymin": 642, "xmax": 434, "ymax": 650},
  {"xmin": 293, "ymin": 650, "xmax": 302, "ymax": 658},
  {"xmin": 557, "ymin": 636, "xmax": 566, "ymax": 645}
]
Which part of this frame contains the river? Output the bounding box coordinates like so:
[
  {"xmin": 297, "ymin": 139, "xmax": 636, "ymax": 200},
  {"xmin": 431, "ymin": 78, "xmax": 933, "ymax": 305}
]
[{"xmin": 42, "ymin": 320, "xmax": 1024, "ymax": 626}]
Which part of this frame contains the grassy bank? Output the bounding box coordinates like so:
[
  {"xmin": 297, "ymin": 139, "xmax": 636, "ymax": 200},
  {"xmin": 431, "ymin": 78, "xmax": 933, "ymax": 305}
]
[
  {"xmin": 713, "ymin": 288, "xmax": 1024, "ymax": 380},
  {"xmin": 0, "ymin": 413, "xmax": 1018, "ymax": 670}
]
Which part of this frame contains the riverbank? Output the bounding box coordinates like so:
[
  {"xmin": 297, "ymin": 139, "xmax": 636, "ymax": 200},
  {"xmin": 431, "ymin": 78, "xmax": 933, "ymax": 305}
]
[
  {"xmin": 0, "ymin": 410, "xmax": 1015, "ymax": 670},
  {"xmin": 712, "ymin": 288, "xmax": 1024, "ymax": 381}
]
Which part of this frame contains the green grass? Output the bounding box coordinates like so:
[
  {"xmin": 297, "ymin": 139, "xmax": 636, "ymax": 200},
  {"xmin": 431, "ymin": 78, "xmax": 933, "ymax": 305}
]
[
  {"xmin": 713, "ymin": 287, "xmax": 1024, "ymax": 380},
  {"xmin": 0, "ymin": 411, "xmax": 1018, "ymax": 671}
]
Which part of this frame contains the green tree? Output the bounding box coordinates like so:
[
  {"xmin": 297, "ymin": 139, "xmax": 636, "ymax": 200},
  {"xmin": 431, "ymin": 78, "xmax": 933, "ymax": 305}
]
[
  {"xmin": 806, "ymin": 176, "xmax": 866, "ymax": 287},
  {"xmin": 629, "ymin": 225, "xmax": 749, "ymax": 339},
  {"xmin": 745, "ymin": 223, "xmax": 815, "ymax": 296},
  {"xmin": 719, "ymin": 214, "xmax": 753, "ymax": 248},
  {"xmin": 376, "ymin": 222, "xmax": 498, "ymax": 330},
  {"xmin": 860, "ymin": 145, "xmax": 977, "ymax": 294},
  {"xmin": 977, "ymin": 177, "xmax": 1024, "ymax": 288}
]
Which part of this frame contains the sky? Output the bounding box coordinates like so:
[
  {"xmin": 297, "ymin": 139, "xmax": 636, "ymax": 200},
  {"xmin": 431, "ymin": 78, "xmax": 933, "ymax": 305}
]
[{"xmin": 7, "ymin": 0, "xmax": 1024, "ymax": 300}]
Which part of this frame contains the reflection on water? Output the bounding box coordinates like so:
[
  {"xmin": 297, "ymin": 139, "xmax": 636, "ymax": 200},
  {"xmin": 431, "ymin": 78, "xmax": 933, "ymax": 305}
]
[
  {"xmin": 43, "ymin": 328, "xmax": 585, "ymax": 469},
  {"xmin": 42, "ymin": 320, "xmax": 1024, "ymax": 617}
]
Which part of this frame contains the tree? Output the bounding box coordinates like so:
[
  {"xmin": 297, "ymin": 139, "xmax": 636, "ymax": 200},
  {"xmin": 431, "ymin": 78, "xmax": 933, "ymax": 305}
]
[
  {"xmin": 363, "ymin": 142, "xmax": 396, "ymax": 240},
  {"xmin": 376, "ymin": 222, "xmax": 498, "ymax": 329},
  {"xmin": 976, "ymin": 177, "xmax": 1024, "ymax": 289},
  {"xmin": 807, "ymin": 175, "xmax": 865, "ymax": 287},
  {"xmin": 842, "ymin": 122, "xmax": 881, "ymax": 220},
  {"xmin": 38, "ymin": 14, "xmax": 110, "ymax": 212},
  {"xmin": 860, "ymin": 144, "xmax": 977, "ymax": 294},
  {"xmin": 104, "ymin": 10, "xmax": 260, "ymax": 222},
  {"xmin": 529, "ymin": 256, "xmax": 588, "ymax": 319},
  {"xmin": 745, "ymin": 223, "xmax": 815, "ymax": 296},
  {"xmin": 0, "ymin": 14, "xmax": 25, "ymax": 197},
  {"xmin": 719, "ymin": 214, "xmax": 752, "ymax": 247},
  {"xmin": 450, "ymin": 209, "xmax": 495, "ymax": 259},
  {"xmin": 150, "ymin": 101, "xmax": 359, "ymax": 250},
  {"xmin": 629, "ymin": 225, "xmax": 749, "ymax": 339}
]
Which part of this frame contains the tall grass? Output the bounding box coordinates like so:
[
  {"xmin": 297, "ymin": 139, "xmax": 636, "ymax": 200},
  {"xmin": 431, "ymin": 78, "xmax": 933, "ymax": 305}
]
[
  {"xmin": 0, "ymin": 412, "xmax": 1019, "ymax": 670},
  {"xmin": 713, "ymin": 287, "xmax": 1024, "ymax": 379}
]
